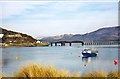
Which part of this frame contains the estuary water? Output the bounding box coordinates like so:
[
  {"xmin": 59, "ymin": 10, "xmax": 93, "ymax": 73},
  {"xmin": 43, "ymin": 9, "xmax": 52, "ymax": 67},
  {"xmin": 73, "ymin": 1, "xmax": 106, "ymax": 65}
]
[{"xmin": 2, "ymin": 45, "xmax": 118, "ymax": 76}]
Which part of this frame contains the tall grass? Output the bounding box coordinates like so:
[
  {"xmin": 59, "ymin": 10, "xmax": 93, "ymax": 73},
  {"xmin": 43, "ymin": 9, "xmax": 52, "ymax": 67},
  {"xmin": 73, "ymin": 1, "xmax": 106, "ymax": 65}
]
[
  {"xmin": 107, "ymin": 71, "xmax": 120, "ymax": 78},
  {"xmin": 15, "ymin": 64, "xmax": 72, "ymax": 77},
  {"xmin": 84, "ymin": 71, "xmax": 107, "ymax": 77},
  {"xmin": 9, "ymin": 64, "xmax": 119, "ymax": 78},
  {"xmin": 0, "ymin": 74, "xmax": 2, "ymax": 79}
]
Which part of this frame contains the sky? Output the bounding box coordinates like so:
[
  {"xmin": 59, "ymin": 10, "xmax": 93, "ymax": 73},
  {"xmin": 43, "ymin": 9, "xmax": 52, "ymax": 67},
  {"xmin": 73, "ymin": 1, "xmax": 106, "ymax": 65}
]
[{"xmin": 0, "ymin": 0, "xmax": 119, "ymax": 38}]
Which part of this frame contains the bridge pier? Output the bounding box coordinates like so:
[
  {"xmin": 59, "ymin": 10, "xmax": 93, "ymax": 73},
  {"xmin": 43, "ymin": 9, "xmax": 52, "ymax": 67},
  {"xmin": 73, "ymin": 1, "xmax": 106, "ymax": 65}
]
[
  {"xmin": 50, "ymin": 43, "xmax": 53, "ymax": 46},
  {"xmin": 61, "ymin": 42, "xmax": 65, "ymax": 46},
  {"xmin": 69, "ymin": 42, "xmax": 71, "ymax": 46},
  {"xmin": 55, "ymin": 43, "xmax": 57, "ymax": 46},
  {"xmin": 82, "ymin": 42, "xmax": 84, "ymax": 46},
  {"xmin": 83, "ymin": 41, "xmax": 119, "ymax": 45}
]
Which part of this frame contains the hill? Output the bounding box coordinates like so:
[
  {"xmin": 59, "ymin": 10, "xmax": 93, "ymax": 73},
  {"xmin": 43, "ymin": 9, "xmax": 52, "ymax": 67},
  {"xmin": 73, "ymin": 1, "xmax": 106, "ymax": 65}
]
[
  {"xmin": 0, "ymin": 27, "xmax": 36, "ymax": 43},
  {"xmin": 40, "ymin": 26, "xmax": 120, "ymax": 42}
]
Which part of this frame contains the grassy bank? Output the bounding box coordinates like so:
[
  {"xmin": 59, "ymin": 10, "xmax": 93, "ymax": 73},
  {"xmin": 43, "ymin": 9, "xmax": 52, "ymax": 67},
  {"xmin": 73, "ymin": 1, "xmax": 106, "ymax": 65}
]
[
  {"xmin": 7, "ymin": 64, "xmax": 118, "ymax": 78},
  {"xmin": 1, "ymin": 42, "xmax": 49, "ymax": 47}
]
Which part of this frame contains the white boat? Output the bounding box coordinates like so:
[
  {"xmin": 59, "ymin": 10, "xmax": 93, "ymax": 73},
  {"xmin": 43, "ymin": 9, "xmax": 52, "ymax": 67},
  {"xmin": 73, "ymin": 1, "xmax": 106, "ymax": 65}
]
[{"xmin": 81, "ymin": 49, "xmax": 98, "ymax": 57}]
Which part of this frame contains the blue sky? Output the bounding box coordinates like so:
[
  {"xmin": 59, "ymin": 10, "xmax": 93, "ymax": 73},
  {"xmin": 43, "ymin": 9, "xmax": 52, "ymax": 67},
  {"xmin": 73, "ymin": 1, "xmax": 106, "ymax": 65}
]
[{"xmin": 0, "ymin": 0, "xmax": 118, "ymax": 38}]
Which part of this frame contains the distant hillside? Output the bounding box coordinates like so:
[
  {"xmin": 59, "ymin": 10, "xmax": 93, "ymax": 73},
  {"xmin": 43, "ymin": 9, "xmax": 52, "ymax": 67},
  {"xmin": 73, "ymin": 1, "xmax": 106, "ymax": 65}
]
[
  {"xmin": 40, "ymin": 34, "xmax": 73, "ymax": 42},
  {"xmin": 0, "ymin": 27, "xmax": 36, "ymax": 43},
  {"xmin": 40, "ymin": 26, "xmax": 120, "ymax": 42}
]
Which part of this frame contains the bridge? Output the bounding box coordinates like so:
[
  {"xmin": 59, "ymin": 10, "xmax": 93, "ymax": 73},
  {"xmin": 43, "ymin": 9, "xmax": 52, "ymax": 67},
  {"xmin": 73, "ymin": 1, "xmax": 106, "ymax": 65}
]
[
  {"xmin": 50, "ymin": 40, "xmax": 119, "ymax": 46},
  {"xmin": 50, "ymin": 41, "xmax": 84, "ymax": 46},
  {"xmin": 84, "ymin": 41, "xmax": 119, "ymax": 45}
]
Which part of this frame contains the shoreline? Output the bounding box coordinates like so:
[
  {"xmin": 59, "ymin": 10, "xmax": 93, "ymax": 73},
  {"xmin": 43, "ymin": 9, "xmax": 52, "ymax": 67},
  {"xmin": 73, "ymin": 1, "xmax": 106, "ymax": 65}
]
[
  {"xmin": 1, "ymin": 44, "xmax": 119, "ymax": 48},
  {"xmin": 0, "ymin": 42, "xmax": 50, "ymax": 48}
]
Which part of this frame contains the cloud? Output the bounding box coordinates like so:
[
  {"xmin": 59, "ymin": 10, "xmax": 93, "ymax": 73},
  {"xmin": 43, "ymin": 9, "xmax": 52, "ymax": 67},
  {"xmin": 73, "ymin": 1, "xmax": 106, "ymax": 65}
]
[
  {"xmin": 3, "ymin": 2, "xmax": 118, "ymax": 21},
  {"xmin": 1, "ymin": 1, "xmax": 118, "ymax": 37},
  {"xmin": 2, "ymin": 2, "xmax": 49, "ymax": 19}
]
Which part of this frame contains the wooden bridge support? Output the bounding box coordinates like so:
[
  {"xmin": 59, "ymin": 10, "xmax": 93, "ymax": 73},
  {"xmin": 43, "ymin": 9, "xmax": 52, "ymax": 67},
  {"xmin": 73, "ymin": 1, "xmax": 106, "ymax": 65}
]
[
  {"xmin": 83, "ymin": 41, "xmax": 118, "ymax": 45},
  {"xmin": 82, "ymin": 42, "xmax": 84, "ymax": 46},
  {"xmin": 69, "ymin": 42, "xmax": 71, "ymax": 46},
  {"xmin": 61, "ymin": 42, "xmax": 65, "ymax": 46},
  {"xmin": 55, "ymin": 43, "xmax": 57, "ymax": 46},
  {"xmin": 50, "ymin": 43, "xmax": 53, "ymax": 46}
]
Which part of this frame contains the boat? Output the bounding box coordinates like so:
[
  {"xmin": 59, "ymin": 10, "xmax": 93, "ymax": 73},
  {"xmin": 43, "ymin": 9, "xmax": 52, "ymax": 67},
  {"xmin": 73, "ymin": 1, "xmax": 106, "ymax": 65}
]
[{"xmin": 81, "ymin": 49, "xmax": 98, "ymax": 57}]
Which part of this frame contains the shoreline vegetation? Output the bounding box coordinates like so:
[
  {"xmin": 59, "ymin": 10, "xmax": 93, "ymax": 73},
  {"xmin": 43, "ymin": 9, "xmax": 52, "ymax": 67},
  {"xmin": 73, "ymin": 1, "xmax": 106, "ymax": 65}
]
[
  {"xmin": 2, "ymin": 64, "xmax": 120, "ymax": 78},
  {"xmin": 1, "ymin": 42, "xmax": 50, "ymax": 47}
]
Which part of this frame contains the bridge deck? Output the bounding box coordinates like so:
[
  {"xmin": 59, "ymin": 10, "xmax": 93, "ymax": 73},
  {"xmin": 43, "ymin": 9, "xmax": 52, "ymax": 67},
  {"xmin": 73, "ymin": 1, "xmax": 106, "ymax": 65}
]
[{"xmin": 50, "ymin": 41, "xmax": 84, "ymax": 46}]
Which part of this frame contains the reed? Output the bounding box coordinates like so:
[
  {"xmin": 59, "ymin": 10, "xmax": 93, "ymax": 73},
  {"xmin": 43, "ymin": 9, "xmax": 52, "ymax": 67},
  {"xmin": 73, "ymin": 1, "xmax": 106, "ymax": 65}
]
[
  {"xmin": 0, "ymin": 73, "xmax": 4, "ymax": 78},
  {"xmin": 83, "ymin": 71, "xmax": 119, "ymax": 78},
  {"xmin": 107, "ymin": 71, "xmax": 120, "ymax": 78},
  {"xmin": 0, "ymin": 74, "xmax": 2, "ymax": 79},
  {"xmin": 83, "ymin": 71, "xmax": 107, "ymax": 77},
  {"xmin": 12, "ymin": 64, "xmax": 120, "ymax": 78},
  {"xmin": 15, "ymin": 64, "xmax": 71, "ymax": 77}
]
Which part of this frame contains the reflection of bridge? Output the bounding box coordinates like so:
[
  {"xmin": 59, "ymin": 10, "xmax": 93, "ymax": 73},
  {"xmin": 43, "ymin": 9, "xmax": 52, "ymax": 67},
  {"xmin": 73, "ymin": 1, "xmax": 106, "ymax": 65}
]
[{"xmin": 50, "ymin": 41, "xmax": 84, "ymax": 46}]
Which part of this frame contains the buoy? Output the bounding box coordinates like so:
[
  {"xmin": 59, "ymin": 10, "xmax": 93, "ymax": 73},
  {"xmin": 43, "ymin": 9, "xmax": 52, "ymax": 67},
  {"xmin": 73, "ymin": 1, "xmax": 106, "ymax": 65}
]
[
  {"xmin": 114, "ymin": 59, "xmax": 118, "ymax": 65},
  {"xmin": 83, "ymin": 64, "xmax": 87, "ymax": 67},
  {"xmin": 16, "ymin": 56, "xmax": 19, "ymax": 60}
]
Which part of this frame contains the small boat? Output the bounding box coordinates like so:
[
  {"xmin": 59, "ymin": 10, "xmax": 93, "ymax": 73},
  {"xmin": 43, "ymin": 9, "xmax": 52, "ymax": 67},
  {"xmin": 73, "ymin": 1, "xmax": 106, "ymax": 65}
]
[{"xmin": 81, "ymin": 49, "xmax": 98, "ymax": 57}]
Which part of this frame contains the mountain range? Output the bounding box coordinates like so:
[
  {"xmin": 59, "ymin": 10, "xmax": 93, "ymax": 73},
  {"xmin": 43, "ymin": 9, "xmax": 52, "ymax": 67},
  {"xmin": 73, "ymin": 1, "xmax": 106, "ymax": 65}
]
[
  {"xmin": 0, "ymin": 26, "xmax": 119, "ymax": 43},
  {"xmin": 40, "ymin": 26, "xmax": 120, "ymax": 42}
]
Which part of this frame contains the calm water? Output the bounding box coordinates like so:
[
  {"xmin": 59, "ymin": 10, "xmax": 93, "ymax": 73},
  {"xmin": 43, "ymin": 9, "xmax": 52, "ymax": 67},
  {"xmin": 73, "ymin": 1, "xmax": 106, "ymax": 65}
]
[{"xmin": 2, "ymin": 45, "xmax": 118, "ymax": 76}]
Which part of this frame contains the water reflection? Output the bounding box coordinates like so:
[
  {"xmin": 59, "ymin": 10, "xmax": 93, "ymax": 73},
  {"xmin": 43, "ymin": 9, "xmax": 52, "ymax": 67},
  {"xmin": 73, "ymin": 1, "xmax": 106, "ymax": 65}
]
[
  {"xmin": 2, "ymin": 56, "xmax": 20, "ymax": 67},
  {"xmin": 2, "ymin": 58, "xmax": 10, "ymax": 67},
  {"xmin": 82, "ymin": 57, "xmax": 97, "ymax": 63}
]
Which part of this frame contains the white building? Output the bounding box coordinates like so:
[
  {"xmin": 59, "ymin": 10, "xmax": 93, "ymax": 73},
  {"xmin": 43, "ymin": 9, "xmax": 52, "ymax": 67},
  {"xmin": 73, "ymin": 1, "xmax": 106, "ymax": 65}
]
[
  {"xmin": 6, "ymin": 34, "xmax": 22, "ymax": 38},
  {"xmin": 36, "ymin": 40, "xmax": 41, "ymax": 43},
  {"xmin": 0, "ymin": 34, "xmax": 4, "ymax": 38}
]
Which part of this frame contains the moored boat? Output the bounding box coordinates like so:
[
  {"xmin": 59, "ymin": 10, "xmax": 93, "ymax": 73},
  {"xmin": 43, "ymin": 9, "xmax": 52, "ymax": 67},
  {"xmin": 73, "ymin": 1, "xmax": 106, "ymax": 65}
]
[{"xmin": 81, "ymin": 49, "xmax": 98, "ymax": 57}]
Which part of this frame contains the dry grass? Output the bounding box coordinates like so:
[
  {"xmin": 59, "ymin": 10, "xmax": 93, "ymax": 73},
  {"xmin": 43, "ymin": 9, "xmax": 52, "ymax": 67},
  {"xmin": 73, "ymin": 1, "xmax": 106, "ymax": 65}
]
[
  {"xmin": 84, "ymin": 71, "xmax": 107, "ymax": 77},
  {"xmin": 13, "ymin": 64, "xmax": 120, "ymax": 78},
  {"xmin": 0, "ymin": 74, "xmax": 2, "ymax": 79},
  {"xmin": 83, "ymin": 71, "xmax": 120, "ymax": 78},
  {"xmin": 107, "ymin": 71, "xmax": 120, "ymax": 78},
  {"xmin": 15, "ymin": 64, "xmax": 73, "ymax": 77},
  {"xmin": 0, "ymin": 73, "xmax": 4, "ymax": 78}
]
